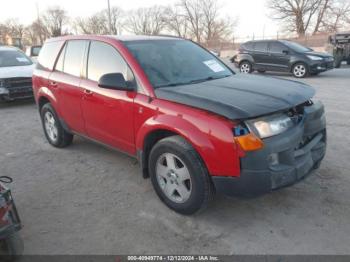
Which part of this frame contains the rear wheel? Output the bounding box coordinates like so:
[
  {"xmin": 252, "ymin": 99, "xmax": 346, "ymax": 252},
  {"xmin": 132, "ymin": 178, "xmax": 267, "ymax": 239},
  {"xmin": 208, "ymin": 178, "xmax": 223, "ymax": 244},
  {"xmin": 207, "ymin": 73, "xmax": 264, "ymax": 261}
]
[
  {"xmin": 239, "ymin": 61, "xmax": 253, "ymax": 74},
  {"xmin": 148, "ymin": 136, "xmax": 213, "ymax": 215},
  {"xmin": 292, "ymin": 63, "xmax": 308, "ymax": 78},
  {"xmin": 40, "ymin": 103, "xmax": 73, "ymax": 148}
]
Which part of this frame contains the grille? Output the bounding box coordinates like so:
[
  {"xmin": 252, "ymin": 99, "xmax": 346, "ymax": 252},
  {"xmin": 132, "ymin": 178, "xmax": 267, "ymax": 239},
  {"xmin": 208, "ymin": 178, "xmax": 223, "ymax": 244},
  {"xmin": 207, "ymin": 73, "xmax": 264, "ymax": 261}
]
[{"xmin": 7, "ymin": 77, "xmax": 32, "ymax": 89}]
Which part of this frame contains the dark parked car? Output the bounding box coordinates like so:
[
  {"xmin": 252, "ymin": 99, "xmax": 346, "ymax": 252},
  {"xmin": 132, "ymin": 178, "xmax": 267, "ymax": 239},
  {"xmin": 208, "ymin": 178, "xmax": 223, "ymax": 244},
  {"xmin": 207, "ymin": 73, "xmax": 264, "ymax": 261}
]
[
  {"xmin": 33, "ymin": 35, "xmax": 326, "ymax": 214},
  {"xmin": 234, "ymin": 40, "xmax": 334, "ymax": 78},
  {"xmin": 25, "ymin": 45, "xmax": 42, "ymax": 63},
  {"xmin": 326, "ymin": 32, "xmax": 350, "ymax": 68}
]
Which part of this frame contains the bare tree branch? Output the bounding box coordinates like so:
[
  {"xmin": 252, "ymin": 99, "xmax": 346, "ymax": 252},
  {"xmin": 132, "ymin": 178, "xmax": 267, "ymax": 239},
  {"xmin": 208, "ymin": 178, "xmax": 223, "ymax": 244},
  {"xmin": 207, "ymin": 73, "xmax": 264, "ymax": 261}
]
[
  {"xmin": 41, "ymin": 6, "xmax": 68, "ymax": 37},
  {"xmin": 126, "ymin": 6, "xmax": 167, "ymax": 35}
]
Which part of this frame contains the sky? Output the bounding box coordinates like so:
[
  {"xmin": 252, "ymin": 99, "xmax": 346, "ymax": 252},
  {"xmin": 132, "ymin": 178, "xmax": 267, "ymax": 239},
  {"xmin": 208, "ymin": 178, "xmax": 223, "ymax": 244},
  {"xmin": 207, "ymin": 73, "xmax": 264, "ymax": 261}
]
[{"xmin": 0, "ymin": 0, "xmax": 279, "ymax": 40}]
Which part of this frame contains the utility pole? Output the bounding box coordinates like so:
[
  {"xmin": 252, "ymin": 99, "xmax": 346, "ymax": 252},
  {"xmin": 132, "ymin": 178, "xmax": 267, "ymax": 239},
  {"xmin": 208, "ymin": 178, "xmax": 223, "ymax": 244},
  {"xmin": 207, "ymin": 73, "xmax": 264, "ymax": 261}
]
[
  {"xmin": 262, "ymin": 25, "xmax": 265, "ymax": 40},
  {"xmin": 36, "ymin": 2, "xmax": 40, "ymax": 21},
  {"xmin": 107, "ymin": 0, "xmax": 112, "ymax": 34}
]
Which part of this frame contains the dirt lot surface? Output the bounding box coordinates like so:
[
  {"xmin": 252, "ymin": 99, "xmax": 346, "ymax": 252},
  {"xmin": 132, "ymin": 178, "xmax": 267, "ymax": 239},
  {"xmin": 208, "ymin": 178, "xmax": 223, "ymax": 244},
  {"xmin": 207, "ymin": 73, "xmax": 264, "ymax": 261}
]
[{"xmin": 1, "ymin": 66, "xmax": 350, "ymax": 255}]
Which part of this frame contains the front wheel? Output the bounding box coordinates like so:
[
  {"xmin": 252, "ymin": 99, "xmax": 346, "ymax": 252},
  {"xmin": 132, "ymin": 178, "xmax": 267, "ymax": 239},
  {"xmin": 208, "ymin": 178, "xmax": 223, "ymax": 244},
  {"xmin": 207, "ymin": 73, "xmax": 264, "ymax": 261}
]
[
  {"xmin": 0, "ymin": 232, "xmax": 24, "ymax": 257},
  {"xmin": 149, "ymin": 136, "xmax": 214, "ymax": 215},
  {"xmin": 239, "ymin": 61, "xmax": 253, "ymax": 74},
  {"xmin": 292, "ymin": 63, "xmax": 308, "ymax": 78}
]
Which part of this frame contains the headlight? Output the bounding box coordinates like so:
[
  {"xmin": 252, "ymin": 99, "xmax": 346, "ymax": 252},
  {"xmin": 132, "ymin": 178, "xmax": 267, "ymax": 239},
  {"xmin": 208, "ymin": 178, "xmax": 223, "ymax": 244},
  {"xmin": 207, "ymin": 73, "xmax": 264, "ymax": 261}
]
[
  {"xmin": 0, "ymin": 79, "xmax": 8, "ymax": 95},
  {"xmin": 247, "ymin": 114, "xmax": 294, "ymax": 139},
  {"xmin": 307, "ymin": 55, "xmax": 323, "ymax": 61}
]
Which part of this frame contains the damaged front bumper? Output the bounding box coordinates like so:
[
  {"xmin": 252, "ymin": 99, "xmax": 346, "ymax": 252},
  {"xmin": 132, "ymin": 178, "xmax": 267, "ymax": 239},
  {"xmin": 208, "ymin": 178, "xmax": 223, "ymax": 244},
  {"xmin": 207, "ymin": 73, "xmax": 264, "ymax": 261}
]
[
  {"xmin": 212, "ymin": 100, "xmax": 327, "ymax": 197},
  {"xmin": 0, "ymin": 78, "xmax": 34, "ymax": 101}
]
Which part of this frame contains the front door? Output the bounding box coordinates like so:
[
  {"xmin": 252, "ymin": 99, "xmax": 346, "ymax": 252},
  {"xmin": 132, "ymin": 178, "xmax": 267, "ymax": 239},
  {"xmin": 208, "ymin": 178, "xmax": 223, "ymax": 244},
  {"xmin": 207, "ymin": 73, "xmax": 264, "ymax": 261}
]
[
  {"xmin": 80, "ymin": 41, "xmax": 136, "ymax": 154},
  {"xmin": 267, "ymin": 42, "xmax": 291, "ymax": 71}
]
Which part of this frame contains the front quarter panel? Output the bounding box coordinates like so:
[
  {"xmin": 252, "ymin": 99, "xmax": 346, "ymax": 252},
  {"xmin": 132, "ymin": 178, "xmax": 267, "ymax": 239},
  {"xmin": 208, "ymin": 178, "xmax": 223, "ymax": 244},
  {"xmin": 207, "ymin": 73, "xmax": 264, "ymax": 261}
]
[{"xmin": 135, "ymin": 95, "xmax": 241, "ymax": 177}]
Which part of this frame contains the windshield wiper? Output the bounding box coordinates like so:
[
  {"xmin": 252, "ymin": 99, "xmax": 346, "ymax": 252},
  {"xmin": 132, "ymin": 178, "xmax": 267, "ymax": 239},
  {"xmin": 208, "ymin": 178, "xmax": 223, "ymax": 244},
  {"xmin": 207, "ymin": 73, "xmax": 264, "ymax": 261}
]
[
  {"xmin": 156, "ymin": 82, "xmax": 190, "ymax": 88},
  {"xmin": 190, "ymin": 75, "xmax": 232, "ymax": 84},
  {"xmin": 155, "ymin": 75, "xmax": 232, "ymax": 88}
]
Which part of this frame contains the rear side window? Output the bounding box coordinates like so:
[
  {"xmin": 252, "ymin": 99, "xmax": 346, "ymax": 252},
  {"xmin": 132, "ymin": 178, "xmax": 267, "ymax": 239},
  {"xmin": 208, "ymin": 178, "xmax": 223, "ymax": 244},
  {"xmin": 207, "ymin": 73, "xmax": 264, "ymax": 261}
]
[
  {"xmin": 242, "ymin": 42, "xmax": 253, "ymax": 51},
  {"xmin": 254, "ymin": 42, "xmax": 268, "ymax": 52},
  {"xmin": 87, "ymin": 41, "xmax": 130, "ymax": 82},
  {"xmin": 269, "ymin": 42, "xmax": 286, "ymax": 54},
  {"xmin": 63, "ymin": 40, "xmax": 88, "ymax": 77},
  {"xmin": 38, "ymin": 41, "xmax": 64, "ymax": 70},
  {"xmin": 55, "ymin": 43, "xmax": 66, "ymax": 72}
]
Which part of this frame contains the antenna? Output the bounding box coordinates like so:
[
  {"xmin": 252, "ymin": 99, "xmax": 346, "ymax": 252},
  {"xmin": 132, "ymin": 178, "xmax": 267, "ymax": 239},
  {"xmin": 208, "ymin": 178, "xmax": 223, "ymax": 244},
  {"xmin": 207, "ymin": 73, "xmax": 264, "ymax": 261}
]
[{"xmin": 36, "ymin": 2, "xmax": 40, "ymax": 21}]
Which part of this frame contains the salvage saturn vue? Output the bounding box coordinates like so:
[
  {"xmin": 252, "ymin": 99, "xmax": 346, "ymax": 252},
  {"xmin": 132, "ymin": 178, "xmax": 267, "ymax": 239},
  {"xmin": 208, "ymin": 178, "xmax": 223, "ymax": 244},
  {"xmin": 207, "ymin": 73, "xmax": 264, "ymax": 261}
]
[{"xmin": 32, "ymin": 35, "xmax": 326, "ymax": 215}]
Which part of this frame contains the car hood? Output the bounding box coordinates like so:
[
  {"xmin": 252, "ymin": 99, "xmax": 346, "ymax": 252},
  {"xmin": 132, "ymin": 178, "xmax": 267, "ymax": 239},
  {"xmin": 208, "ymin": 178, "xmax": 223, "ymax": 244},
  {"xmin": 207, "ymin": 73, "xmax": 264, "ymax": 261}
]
[
  {"xmin": 305, "ymin": 51, "xmax": 333, "ymax": 58},
  {"xmin": 155, "ymin": 74, "xmax": 315, "ymax": 120},
  {"xmin": 0, "ymin": 64, "xmax": 35, "ymax": 79}
]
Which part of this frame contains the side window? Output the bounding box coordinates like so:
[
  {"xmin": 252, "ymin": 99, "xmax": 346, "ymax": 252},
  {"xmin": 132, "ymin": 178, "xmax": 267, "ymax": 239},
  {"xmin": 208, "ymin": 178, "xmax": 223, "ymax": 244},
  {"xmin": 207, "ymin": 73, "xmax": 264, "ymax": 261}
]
[
  {"xmin": 87, "ymin": 41, "xmax": 134, "ymax": 84},
  {"xmin": 37, "ymin": 41, "xmax": 64, "ymax": 70},
  {"xmin": 63, "ymin": 40, "xmax": 87, "ymax": 77},
  {"xmin": 55, "ymin": 43, "xmax": 66, "ymax": 72},
  {"xmin": 242, "ymin": 42, "xmax": 253, "ymax": 51},
  {"xmin": 269, "ymin": 42, "xmax": 286, "ymax": 54},
  {"xmin": 254, "ymin": 42, "xmax": 268, "ymax": 52}
]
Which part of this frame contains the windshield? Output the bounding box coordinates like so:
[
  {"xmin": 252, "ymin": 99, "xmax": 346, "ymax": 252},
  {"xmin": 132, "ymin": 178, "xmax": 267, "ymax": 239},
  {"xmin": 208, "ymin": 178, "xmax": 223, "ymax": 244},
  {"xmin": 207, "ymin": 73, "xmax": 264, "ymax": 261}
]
[
  {"xmin": 0, "ymin": 50, "xmax": 33, "ymax": 67},
  {"xmin": 281, "ymin": 41, "xmax": 312, "ymax": 53},
  {"xmin": 124, "ymin": 40, "xmax": 233, "ymax": 88}
]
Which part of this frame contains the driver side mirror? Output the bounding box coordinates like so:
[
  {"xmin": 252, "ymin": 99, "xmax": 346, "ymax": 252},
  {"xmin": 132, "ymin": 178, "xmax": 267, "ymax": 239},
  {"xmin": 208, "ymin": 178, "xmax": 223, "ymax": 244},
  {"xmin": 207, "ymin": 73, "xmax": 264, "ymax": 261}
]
[
  {"xmin": 282, "ymin": 50, "xmax": 289, "ymax": 55},
  {"xmin": 98, "ymin": 73, "xmax": 134, "ymax": 91}
]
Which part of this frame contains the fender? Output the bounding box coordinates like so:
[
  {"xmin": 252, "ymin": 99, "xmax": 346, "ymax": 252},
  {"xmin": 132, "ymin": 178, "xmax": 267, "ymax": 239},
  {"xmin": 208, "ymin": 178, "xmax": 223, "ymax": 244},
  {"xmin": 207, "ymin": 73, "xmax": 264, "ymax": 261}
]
[
  {"xmin": 136, "ymin": 113, "xmax": 241, "ymax": 177},
  {"xmin": 36, "ymin": 87, "xmax": 59, "ymax": 111}
]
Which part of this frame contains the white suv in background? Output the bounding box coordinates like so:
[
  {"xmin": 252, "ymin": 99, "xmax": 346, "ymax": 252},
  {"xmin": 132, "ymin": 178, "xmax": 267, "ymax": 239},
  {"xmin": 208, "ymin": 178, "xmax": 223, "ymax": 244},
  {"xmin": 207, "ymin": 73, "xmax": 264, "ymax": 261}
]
[{"xmin": 0, "ymin": 46, "xmax": 35, "ymax": 101}]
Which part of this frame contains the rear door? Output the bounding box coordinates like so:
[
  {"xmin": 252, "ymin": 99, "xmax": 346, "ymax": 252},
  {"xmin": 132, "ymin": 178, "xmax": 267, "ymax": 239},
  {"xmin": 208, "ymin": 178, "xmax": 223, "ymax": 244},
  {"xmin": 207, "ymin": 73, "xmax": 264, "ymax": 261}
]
[
  {"xmin": 49, "ymin": 40, "xmax": 88, "ymax": 134},
  {"xmin": 251, "ymin": 41, "xmax": 269, "ymax": 69},
  {"xmin": 80, "ymin": 41, "xmax": 136, "ymax": 154},
  {"xmin": 267, "ymin": 41, "xmax": 290, "ymax": 71}
]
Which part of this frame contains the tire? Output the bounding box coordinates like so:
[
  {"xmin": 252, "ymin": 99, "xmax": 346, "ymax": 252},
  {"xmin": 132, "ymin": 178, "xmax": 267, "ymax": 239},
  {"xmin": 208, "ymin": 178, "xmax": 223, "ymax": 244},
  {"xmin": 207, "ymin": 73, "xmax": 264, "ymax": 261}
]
[
  {"xmin": 292, "ymin": 63, "xmax": 308, "ymax": 78},
  {"xmin": 239, "ymin": 61, "xmax": 253, "ymax": 74},
  {"xmin": 0, "ymin": 232, "xmax": 24, "ymax": 257},
  {"xmin": 148, "ymin": 136, "xmax": 214, "ymax": 215},
  {"xmin": 257, "ymin": 69, "xmax": 266, "ymax": 73},
  {"xmin": 335, "ymin": 59, "xmax": 342, "ymax": 68},
  {"xmin": 40, "ymin": 103, "xmax": 73, "ymax": 148}
]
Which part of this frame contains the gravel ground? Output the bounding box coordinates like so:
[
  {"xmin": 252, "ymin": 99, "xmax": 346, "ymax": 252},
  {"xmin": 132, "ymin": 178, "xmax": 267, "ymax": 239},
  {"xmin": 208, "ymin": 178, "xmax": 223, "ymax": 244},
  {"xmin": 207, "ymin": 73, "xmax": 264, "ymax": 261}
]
[{"xmin": 0, "ymin": 65, "xmax": 349, "ymax": 255}]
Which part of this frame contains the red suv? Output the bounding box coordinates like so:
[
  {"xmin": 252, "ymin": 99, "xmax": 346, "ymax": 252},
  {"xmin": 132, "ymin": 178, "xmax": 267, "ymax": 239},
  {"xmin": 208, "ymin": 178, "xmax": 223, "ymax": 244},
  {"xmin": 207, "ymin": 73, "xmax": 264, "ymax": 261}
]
[{"xmin": 33, "ymin": 35, "xmax": 326, "ymax": 214}]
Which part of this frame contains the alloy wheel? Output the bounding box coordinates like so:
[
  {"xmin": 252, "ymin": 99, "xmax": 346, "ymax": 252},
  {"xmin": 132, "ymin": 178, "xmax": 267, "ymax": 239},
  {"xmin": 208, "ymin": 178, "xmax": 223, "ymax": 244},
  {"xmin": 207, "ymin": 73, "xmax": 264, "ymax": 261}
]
[
  {"xmin": 155, "ymin": 153, "xmax": 192, "ymax": 204},
  {"xmin": 240, "ymin": 63, "xmax": 251, "ymax": 73},
  {"xmin": 44, "ymin": 111, "xmax": 58, "ymax": 142},
  {"xmin": 293, "ymin": 64, "xmax": 306, "ymax": 77}
]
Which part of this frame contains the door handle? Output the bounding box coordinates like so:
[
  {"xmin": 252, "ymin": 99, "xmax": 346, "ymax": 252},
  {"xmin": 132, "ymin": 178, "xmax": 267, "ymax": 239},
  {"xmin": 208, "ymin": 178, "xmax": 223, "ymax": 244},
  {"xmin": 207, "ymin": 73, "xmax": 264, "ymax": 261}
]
[
  {"xmin": 49, "ymin": 81, "xmax": 58, "ymax": 88},
  {"xmin": 84, "ymin": 89, "xmax": 93, "ymax": 96}
]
